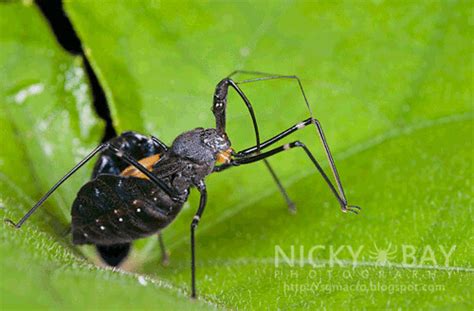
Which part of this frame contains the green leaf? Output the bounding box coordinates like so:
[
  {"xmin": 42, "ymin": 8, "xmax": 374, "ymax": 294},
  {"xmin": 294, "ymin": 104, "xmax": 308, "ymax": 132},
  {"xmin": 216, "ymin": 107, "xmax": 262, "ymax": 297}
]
[
  {"xmin": 0, "ymin": 2, "xmax": 212, "ymax": 310},
  {"xmin": 65, "ymin": 0, "xmax": 473, "ymax": 309},
  {"xmin": 1, "ymin": 0, "xmax": 472, "ymax": 310}
]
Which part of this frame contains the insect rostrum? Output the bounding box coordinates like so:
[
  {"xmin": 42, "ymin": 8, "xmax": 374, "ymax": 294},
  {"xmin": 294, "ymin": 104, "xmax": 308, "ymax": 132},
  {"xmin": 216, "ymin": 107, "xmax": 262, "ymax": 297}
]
[{"xmin": 5, "ymin": 71, "xmax": 360, "ymax": 298}]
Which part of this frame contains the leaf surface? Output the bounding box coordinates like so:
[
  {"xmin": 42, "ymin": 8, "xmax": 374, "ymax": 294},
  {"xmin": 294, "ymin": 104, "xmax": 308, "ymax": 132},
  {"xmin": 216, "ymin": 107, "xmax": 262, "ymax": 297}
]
[
  {"xmin": 65, "ymin": 1, "xmax": 473, "ymax": 308},
  {"xmin": 0, "ymin": 1, "xmax": 472, "ymax": 310},
  {"xmin": 0, "ymin": 2, "xmax": 212, "ymax": 310}
]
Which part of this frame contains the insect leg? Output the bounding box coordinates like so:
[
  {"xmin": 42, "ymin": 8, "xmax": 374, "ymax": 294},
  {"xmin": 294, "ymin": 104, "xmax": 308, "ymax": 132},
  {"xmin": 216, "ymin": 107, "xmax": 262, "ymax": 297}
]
[
  {"xmin": 213, "ymin": 78, "xmax": 295, "ymax": 211},
  {"xmin": 262, "ymin": 160, "xmax": 296, "ymax": 212},
  {"xmin": 227, "ymin": 72, "xmax": 350, "ymax": 198},
  {"xmin": 225, "ymin": 71, "xmax": 317, "ymax": 155},
  {"xmin": 213, "ymin": 117, "xmax": 315, "ymax": 209},
  {"xmin": 236, "ymin": 117, "xmax": 313, "ymax": 156},
  {"xmin": 233, "ymin": 141, "xmax": 360, "ymax": 214},
  {"xmin": 4, "ymin": 143, "xmax": 108, "ymax": 228},
  {"xmin": 151, "ymin": 136, "xmax": 169, "ymax": 151},
  {"xmin": 158, "ymin": 233, "xmax": 169, "ymax": 265},
  {"xmin": 226, "ymin": 71, "xmax": 318, "ymax": 206},
  {"xmin": 5, "ymin": 142, "xmax": 177, "ymax": 229},
  {"xmin": 235, "ymin": 118, "xmax": 349, "ymax": 208},
  {"xmin": 213, "ymin": 158, "xmax": 295, "ymax": 212},
  {"xmin": 106, "ymin": 144, "xmax": 177, "ymax": 197},
  {"xmin": 212, "ymin": 163, "xmax": 232, "ymax": 172},
  {"xmin": 190, "ymin": 180, "xmax": 207, "ymax": 298}
]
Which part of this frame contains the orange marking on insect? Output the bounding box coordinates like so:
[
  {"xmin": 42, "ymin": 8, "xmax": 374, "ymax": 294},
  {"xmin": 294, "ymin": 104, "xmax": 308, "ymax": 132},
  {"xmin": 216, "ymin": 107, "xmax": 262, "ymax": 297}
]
[
  {"xmin": 120, "ymin": 154, "xmax": 161, "ymax": 179},
  {"xmin": 216, "ymin": 148, "xmax": 233, "ymax": 164}
]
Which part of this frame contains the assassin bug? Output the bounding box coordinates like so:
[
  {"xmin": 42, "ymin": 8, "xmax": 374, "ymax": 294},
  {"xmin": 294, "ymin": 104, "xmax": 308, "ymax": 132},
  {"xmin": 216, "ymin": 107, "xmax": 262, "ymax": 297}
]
[{"xmin": 5, "ymin": 71, "xmax": 360, "ymax": 298}]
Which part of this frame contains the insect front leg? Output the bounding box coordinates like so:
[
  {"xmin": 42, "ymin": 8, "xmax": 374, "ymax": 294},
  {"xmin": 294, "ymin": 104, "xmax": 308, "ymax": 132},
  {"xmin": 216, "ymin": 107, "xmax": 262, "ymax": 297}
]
[
  {"xmin": 220, "ymin": 71, "xmax": 325, "ymax": 211},
  {"xmin": 190, "ymin": 180, "xmax": 207, "ymax": 298},
  {"xmin": 212, "ymin": 78, "xmax": 295, "ymax": 211}
]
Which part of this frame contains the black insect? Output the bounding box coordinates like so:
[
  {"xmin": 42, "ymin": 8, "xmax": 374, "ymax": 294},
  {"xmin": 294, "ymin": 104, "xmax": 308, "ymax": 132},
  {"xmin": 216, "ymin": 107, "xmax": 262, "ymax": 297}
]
[{"xmin": 5, "ymin": 71, "xmax": 360, "ymax": 298}]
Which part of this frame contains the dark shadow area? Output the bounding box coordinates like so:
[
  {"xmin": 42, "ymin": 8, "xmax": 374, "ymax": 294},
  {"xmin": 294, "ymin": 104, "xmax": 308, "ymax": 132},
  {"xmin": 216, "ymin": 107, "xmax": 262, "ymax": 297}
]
[{"xmin": 35, "ymin": 0, "xmax": 116, "ymax": 142}]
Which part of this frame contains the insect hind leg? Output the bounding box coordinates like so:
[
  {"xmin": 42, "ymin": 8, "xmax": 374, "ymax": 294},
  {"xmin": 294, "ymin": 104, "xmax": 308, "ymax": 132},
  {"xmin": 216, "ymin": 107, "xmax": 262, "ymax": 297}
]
[
  {"xmin": 96, "ymin": 243, "xmax": 131, "ymax": 267},
  {"xmin": 158, "ymin": 233, "xmax": 170, "ymax": 266}
]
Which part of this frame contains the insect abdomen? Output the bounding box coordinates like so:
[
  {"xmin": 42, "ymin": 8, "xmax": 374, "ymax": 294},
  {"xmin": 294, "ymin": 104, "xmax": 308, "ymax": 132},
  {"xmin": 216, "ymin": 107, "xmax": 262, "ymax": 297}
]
[
  {"xmin": 71, "ymin": 175, "xmax": 185, "ymax": 245},
  {"xmin": 96, "ymin": 243, "xmax": 131, "ymax": 266},
  {"xmin": 92, "ymin": 131, "xmax": 164, "ymax": 178}
]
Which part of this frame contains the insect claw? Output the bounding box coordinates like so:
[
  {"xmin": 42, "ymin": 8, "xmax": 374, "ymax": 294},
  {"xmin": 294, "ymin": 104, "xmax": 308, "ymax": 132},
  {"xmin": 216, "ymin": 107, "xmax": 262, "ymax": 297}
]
[
  {"xmin": 341, "ymin": 204, "xmax": 361, "ymax": 215},
  {"xmin": 347, "ymin": 209, "xmax": 359, "ymax": 215},
  {"xmin": 4, "ymin": 218, "xmax": 20, "ymax": 228}
]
